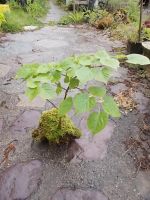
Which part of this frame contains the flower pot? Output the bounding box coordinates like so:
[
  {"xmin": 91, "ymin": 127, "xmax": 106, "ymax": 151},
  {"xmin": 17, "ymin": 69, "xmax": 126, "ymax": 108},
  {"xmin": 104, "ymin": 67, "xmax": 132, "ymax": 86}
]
[
  {"xmin": 142, "ymin": 41, "xmax": 150, "ymax": 59},
  {"xmin": 127, "ymin": 40, "xmax": 143, "ymax": 54}
]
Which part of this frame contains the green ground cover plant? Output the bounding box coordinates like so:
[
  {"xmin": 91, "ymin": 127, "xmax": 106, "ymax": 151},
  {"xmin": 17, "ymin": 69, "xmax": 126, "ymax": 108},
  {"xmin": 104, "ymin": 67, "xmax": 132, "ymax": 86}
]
[
  {"xmin": 0, "ymin": 0, "xmax": 49, "ymax": 33},
  {"xmin": 16, "ymin": 50, "xmax": 150, "ymax": 143}
]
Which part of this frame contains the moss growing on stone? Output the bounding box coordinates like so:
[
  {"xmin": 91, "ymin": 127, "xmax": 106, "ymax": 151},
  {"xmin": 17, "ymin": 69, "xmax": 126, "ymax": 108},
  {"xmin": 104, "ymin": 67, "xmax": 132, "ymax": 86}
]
[{"xmin": 32, "ymin": 108, "xmax": 82, "ymax": 143}]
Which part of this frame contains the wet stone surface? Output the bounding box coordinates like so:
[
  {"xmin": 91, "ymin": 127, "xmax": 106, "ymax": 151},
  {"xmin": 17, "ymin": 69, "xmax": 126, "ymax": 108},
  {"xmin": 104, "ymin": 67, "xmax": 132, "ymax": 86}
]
[
  {"xmin": 0, "ymin": 160, "xmax": 42, "ymax": 200},
  {"xmin": 51, "ymin": 188, "xmax": 108, "ymax": 200}
]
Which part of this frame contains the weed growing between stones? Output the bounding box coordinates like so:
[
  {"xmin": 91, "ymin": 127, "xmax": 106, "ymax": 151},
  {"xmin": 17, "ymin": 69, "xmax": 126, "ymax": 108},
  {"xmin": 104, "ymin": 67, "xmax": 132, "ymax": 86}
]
[{"xmin": 16, "ymin": 50, "xmax": 150, "ymax": 144}]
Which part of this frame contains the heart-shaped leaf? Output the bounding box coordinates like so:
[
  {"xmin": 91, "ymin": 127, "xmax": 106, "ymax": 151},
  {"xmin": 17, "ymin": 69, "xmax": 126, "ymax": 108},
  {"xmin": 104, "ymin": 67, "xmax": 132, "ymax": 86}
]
[
  {"xmin": 87, "ymin": 111, "xmax": 108, "ymax": 134},
  {"xmin": 100, "ymin": 57, "xmax": 120, "ymax": 69},
  {"xmin": 73, "ymin": 93, "xmax": 96, "ymax": 113},
  {"xmin": 39, "ymin": 83, "xmax": 56, "ymax": 100},
  {"xmin": 102, "ymin": 96, "xmax": 120, "ymax": 117},
  {"xmin": 88, "ymin": 86, "xmax": 106, "ymax": 97},
  {"xmin": 25, "ymin": 87, "xmax": 39, "ymax": 100},
  {"xmin": 59, "ymin": 97, "xmax": 73, "ymax": 115},
  {"xmin": 126, "ymin": 54, "xmax": 150, "ymax": 65},
  {"xmin": 76, "ymin": 67, "xmax": 93, "ymax": 83}
]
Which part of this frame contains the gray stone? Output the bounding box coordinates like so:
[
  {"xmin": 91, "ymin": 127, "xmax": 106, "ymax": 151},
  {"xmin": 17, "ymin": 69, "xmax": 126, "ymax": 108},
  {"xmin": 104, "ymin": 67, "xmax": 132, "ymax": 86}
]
[
  {"xmin": 0, "ymin": 119, "xmax": 3, "ymax": 134},
  {"xmin": 0, "ymin": 160, "xmax": 42, "ymax": 200},
  {"xmin": 24, "ymin": 26, "xmax": 38, "ymax": 31},
  {"xmin": 0, "ymin": 64, "xmax": 11, "ymax": 78},
  {"xmin": 51, "ymin": 188, "xmax": 108, "ymax": 200},
  {"xmin": 111, "ymin": 67, "xmax": 128, "ymax": 82},
  {"xmin": 132, "ymin": 92, "xmax": 149, "ymax": 113},
  {"xmin": 68, "ymin": 117, "xmax": 115, "ymax": 162},
  {"xmin": 110, "ymin": 83, "xmax": 127, "ymax": 94},
  {"xmin": 17, "ymin": 94, "xmax": 46, "ymax": 108},
  {"xmin": 142, "ymin": 41, "xmax": 150, "ymax": 58},
  {"xmin": 43, "ymin": 1, "xmax": 65, "ymax": 23},
  {"xmin": 35, "ymin": 39, "xmax": 69, "ymax": 49},
  {"xmin": 135, "ymin": 171, "xmax": 150, "ymax": 200},
  {"xmin": 11, "ymin": 110, "xmax": 41, "ymax": 134}
]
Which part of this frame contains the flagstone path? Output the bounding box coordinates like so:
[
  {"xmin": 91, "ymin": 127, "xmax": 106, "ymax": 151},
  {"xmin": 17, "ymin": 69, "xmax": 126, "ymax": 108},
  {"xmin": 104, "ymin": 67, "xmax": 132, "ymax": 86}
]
[{"xmin": 0, "ymin": 1, "xmax": 149, "ymax": 200}]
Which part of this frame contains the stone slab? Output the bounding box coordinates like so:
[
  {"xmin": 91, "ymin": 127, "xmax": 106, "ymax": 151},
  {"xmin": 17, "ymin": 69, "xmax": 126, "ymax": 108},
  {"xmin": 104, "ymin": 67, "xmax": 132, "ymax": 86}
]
[
  {"xmin": 51, "ymin": 188, "xmax": 108, "ymax": 200},
  {"xmin": 0, "ymin": 160, "xmax": 42, "ymax": 200},
  {"xmin": 0, "ymin": 64, "xmax": 11, "ymax": 78},
  {"xmin": 17, "ymin": 94, "xmax": 46, "ymax": 109}
]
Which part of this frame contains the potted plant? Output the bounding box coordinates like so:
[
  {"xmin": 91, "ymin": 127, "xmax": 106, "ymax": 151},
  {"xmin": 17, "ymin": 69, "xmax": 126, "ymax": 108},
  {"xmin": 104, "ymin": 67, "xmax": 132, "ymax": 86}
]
[
  {"xmin": 127, "ymin": 0, "xmax": 144, "ymax": 54},
  {"xmin": 127, "ymin": 28, "xmax": 143, "ymax": 54},
  {"xmin": 16, "ymin": 50, "xmax": 150, "ymax": 145}
]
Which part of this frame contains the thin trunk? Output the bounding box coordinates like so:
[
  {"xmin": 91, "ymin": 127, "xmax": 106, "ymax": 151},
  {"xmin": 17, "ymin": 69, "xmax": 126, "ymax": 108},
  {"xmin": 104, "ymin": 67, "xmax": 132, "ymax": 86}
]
[{"xmin": 138, "ymin": 0, "xmax": 143, "ymax": 42}]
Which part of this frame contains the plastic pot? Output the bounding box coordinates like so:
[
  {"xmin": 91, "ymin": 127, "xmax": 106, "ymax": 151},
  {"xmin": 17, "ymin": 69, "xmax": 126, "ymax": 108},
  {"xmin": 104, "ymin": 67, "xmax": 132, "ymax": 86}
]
[{"xmin": 127, "ymin": 40, "xmax": 143, "ymax": 54}]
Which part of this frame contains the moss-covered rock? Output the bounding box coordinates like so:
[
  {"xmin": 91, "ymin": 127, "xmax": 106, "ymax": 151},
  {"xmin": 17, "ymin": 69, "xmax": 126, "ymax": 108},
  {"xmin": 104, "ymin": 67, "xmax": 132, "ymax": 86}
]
[{"xmin": 32, "ymin": 108, "xmax": 82, "ymax": 143}]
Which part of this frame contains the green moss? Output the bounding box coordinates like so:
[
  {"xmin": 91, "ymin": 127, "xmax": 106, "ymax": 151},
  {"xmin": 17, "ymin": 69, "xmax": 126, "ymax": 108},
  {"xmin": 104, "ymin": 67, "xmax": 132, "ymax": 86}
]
[{"xmin": 32, "ymin": 108, "xmax": 82, "ymax": 143}]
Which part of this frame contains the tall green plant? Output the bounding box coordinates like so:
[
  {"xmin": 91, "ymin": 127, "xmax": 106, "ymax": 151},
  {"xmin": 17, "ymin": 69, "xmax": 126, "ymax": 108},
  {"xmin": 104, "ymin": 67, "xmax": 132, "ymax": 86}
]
[{"xmin": 16, "ymin": 50, "xmax": 150, "ymax": 135}]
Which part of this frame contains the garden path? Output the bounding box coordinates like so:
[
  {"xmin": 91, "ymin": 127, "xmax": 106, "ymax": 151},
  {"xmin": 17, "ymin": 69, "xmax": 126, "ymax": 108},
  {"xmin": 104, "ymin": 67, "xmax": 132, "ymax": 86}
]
[{"xmin": 0, "ymin": 1, "xmax": 150, "ymax": 200}]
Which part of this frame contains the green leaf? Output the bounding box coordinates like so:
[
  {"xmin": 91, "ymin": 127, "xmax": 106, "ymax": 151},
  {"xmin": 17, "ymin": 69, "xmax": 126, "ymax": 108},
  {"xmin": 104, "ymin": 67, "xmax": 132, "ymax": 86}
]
[
  {"xmin": 78, "ymin": 55, "xmax": 94, "ymax": 66},
  {"xmin": 56, "ymin": 83, "xmax": 62, "ymax": 94},
  {"xmin": 25, "ymin": 87, "xmax": 39, "ymax": 100},
  {"xmin": 88, "ymin": 86, "xmax": 106, "ymax": 97},
  {"xmin": 87, "ymin": 112, "xmax": 108, "ymax": 134},
  {"xmin": 59, "ymin": 97, "xmax": 73, "ymax": 115},
  {"xmin": 51, "ymin": 70, "xmax": 61, "ymax": 83},
  {"xmin": 64, "ymin": 75, "xmax": 70, "ymax": 83},
  {"xmin": 102, "ymin": 96, "xmax": 120, "ymax": 117},
  {"xmin": 33, "ymin": 74, "xmax": 50, "ymax": 83},
  {"xmin": 73, "ymin": 93, "xmax": 96, "ymax": 113},
  {"xmin": 27, "ymin": 78, "xmax": 39, "ymax": 88},
  {"xmin": 39, "ymin": 83, "xmax": 56, "ymax": 99},
  {"xmin": 95, "ymin": 50, "xmax": 110, "ymax": 59},
  {"xmin": 37, "ymin": 64, "xmax": 51, "ymax": 74},
  {"xmin": 69, "ymin": 78, "xmax": 79, "ymax": 89},
  {"xmin": 100, "ymin": 57, "xmax": 120, "ymax": 69},
  {"xmin": 76, "ymin": 67, "xmax": 93, "ymax": 83},
  {"xmin": 92, "ymin": 67, "xmax": 112, "ymax": 83},
  {"xmin": 126, "ymin": 54, "xmax": 150, "ymax": 65},
  {"xmin": 16, "ymin": 64, "xmax": 38, "ymax": 79},
  {"xmin": 59, "ymin": 57, "xmax": 77, "ymax": 70}
]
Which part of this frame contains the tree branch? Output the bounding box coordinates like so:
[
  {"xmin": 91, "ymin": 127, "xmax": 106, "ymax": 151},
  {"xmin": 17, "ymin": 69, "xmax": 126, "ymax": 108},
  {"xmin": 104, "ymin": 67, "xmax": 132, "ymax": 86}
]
[
  {"xmin": 47, "ymin": 100, "xmax": 57, "ymax": 108},
  {"xmin": 64, "ymin": 86, "xmax": 70, "ymax": 100}
]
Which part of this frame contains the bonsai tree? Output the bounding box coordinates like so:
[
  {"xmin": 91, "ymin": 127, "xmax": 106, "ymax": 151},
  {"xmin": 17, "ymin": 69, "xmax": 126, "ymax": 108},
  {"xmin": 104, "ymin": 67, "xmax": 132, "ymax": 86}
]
[{"xmin": 16, "ymin": 50, "xmax": 150, "ymax": 143}]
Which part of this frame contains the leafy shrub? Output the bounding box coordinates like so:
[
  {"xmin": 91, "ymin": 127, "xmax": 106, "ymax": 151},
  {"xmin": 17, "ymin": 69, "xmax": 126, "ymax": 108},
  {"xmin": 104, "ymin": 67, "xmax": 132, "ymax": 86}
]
[
  {"xmin": 143, "ymin": 28, "xmax": 150, "ymax": 41},
  {"xmin": 26, "ymin": 0, "xmax": 48, "ymax": 17},
  {"xmin": 16, "ymin": 50, "xmax": 150, "ymax": 141},
  {"xmin": 56, "ymin": 0, "xmax": 65, "ymax": 6},
  {"xmin": 107, "ymin": 0, "xmax": 139, "ymax": 22},
  {"xmin": 8, "ymin": 0, "xmax": 21, "ymax": 9},
  {"xmin": 1, "ymin": 9, "xmax": 38, "ymax": 32},
  {"xmin": 32, "ymin": 108, "xmax": 81, "ymax": 143},
  {"xmin": 94, "ymin": 14, "xmax": 114, "ymax": 29},
  {"xmin": 0, "ymin": 0, "xmax": 48, "ymax": 32},
  {"xmin": 0, "ymin": 4, "xmax": 10, "ymax": 12},
  {"xmin": 0, "ymin": 12, "xmax": 6, "ymax": 26},
  {"xmin": 127, "ymin": 0, "xmax": 139, "ymax": 22},
  {"xmin": 111, "ymin": 23, "xmax": 139, "ymax": 42},
  {"xmin": 59, "ymin": 11, "xmax": 85, "ymax": 25},
  {"xmin": 84, "ymin": 9, "xmax": 109, "ymax": 25}
]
